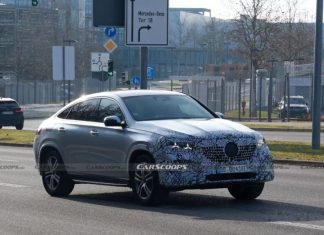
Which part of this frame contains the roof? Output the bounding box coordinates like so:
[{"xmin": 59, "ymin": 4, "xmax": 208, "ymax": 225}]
[
  {"xmin": 88, "ymin": 90, "xmax": 185, "ymax": 98},
  {"xmin": 0, "ymin": 97, "xmax": 16, "ymax": 102}
]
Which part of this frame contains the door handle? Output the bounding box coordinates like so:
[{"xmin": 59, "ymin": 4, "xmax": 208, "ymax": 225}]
[
  {"xmin": 90, "ymin": 130, "xmax": 99, "ymax": 136},
  {"xmin": 58, "ymin": 127, "xmax": 66, "ymax": 133}
]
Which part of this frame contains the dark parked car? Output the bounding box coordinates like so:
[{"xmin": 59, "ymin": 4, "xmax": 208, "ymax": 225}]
[
  {"xmin": 0, "ymin": 97, "xmax": 24, "ymax": 130},
  {"xmin": 34, "ymin": 90, "xmax": 274, "ymax": 205},
  {"xmin": 278, "ymin": 95, "xmax": 309, "ymax": 119}
]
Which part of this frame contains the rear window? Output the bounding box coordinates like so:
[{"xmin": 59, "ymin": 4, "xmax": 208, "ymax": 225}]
[{"xmin": 0, "ymin": 101, "xmax": 19, "ymax": 108}]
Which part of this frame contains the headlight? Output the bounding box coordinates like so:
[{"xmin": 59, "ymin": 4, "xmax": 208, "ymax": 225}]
[{"xmin": 257, "ymin": 137, "xmax": 266, "ymax": 148}]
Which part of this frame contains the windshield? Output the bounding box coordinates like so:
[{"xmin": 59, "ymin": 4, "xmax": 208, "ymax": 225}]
[
  {"xmin": 123, "ymin": 95, "xmax": 215, "ymax": 121},
  {"xmin": 288, "ymin": 98, "xmax": 306, "ymax": 105}
]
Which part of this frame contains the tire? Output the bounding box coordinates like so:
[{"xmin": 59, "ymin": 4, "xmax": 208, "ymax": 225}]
[
  {"xmin": 130, "ymin": 154, "xmax": 169, "ymax": 206},
  {"xmin": 228, "ymin": 182, "xmax": 264, "ymax": 200},
  {"xmin": 15, "ymin": 123, "xmax": 23, "ymax": 130},
  {"xmin": 41, "ymin": 149, "xmax": 74, "ymax": 197},
  {"xmin": 0, "ymin": 126, "xmax": 2, "ymax": 129}
]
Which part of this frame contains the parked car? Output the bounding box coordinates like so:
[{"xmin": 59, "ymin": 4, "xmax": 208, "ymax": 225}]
[
  {"xmin": 278, "ymin": 95, "xmax": 309, "ymax": 119},
  {"xmin": 0, "ymin": 97, "xmax": 24, "ymax": 130},
  {"xmin": 34, "ymin": 90, "xmax": 274, "ymax": 205}
]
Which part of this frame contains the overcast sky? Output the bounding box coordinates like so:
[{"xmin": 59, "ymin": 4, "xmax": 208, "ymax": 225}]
[{"xmin": 169, "ymin": 0, "xmax": 317, "ymax": 21}]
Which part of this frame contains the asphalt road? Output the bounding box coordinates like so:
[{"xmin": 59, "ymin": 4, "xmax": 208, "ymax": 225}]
[
  {"xmin": 0, "ymin": 146, "xmax": 324, "ymax": 235},
  {"xmin": 6, "ymin": 119, "xmax": 324, "ymax": 143}
]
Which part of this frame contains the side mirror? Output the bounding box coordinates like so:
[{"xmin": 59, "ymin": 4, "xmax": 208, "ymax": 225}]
[
  {"xmin": 215, "ymin": 112, "xmax": 225, "ymax": 119},
  {"xmin": 104, "ymin": 116, "xmax": 126, "ymax": 128}
]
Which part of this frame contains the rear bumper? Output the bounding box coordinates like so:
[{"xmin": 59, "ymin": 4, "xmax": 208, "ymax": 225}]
[{"xmin": 0, "ymin": 114, "xmax": 24, "ymax": 126}]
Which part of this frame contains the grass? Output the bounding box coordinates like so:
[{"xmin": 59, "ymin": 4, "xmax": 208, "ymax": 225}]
[
  {"xmin": 268, "ymin": 141, "xmax": 324, "ymax": 162},
  {"xmin": 0, "ymin": 130, "xmax": 323, "ymax": 162},
  {"xmin": 0, "ymin": 130, "xmax": 35, "ymax": 145},
  {"xmin": 225, "ymin": 109, "xmax": 279, "ymax": 119}
]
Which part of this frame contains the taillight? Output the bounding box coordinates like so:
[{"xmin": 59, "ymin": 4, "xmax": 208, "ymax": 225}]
[{"xmin": 15, "ymin": 108, "xmax": 23, "ymax": 113}]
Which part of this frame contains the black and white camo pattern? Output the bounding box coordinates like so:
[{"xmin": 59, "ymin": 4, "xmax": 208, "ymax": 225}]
[{"xmin": 147, "ymin": 131, "xmax": 274, "ymax": 188}]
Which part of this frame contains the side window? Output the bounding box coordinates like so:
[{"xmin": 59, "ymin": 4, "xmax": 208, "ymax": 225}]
[
  {"xmin": 97, "ymin": 98, "xmax": 123, "ymax": 122},
  {"xmin": 66, "ymin": 99, "xmax": 99, "ymax": 121},
  {"xmin": 57, "ymin": 107, "xmax": 71, "ymax": 119}
]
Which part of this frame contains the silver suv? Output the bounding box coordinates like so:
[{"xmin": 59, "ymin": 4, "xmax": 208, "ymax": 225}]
[{"xmin": 34, "ymin": 90, "xmax": 274, "ymax": 205}]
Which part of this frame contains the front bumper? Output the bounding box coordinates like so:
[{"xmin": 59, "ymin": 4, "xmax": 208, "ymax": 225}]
[{"xmin": 150, "ymin": 138, "xmax": 274, "ymax": 189}]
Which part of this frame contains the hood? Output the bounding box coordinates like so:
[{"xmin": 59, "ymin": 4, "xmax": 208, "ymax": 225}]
[{"xmin": 132, "ymin": 118, "xmax": 257, "ymax": 138}]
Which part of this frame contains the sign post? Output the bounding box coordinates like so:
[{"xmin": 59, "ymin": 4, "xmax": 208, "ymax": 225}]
[
  {"xmin": 126, "ymin": 0, "xmax": 168, "ymax": 89},
  {"xmin": 126, "ymin": 0, "xmax": 168, "ymax": 46}
]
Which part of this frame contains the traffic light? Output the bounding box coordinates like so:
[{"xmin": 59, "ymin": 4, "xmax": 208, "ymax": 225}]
[
  {"xmin": 121, "ymin": 71, "xmax": 130, "ymax": 85},
  {"xmin": 32, "ymin": 0, "xmax": 38, "ymax": 6},
  {"xmin": 107, "ymin": 60, "xmax": 113, "ymax": 77}
]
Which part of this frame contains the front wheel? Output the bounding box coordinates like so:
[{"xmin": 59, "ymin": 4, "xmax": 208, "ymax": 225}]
[
  {"xmin": 130, "ymin": 154, "xmax": 169, "ymax": 206},
  {"xmin": 41, "ymin": 149, "xmax": 74, "ymax": 197},
  {"xmin": 228, "ymin": 182, "xmax": 264, "ymax": 200}
]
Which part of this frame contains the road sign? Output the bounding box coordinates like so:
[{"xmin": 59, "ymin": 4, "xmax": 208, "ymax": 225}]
[
  {"xmin": 147, "ymin": 66, "xmax": 154, "ymax": 80},
  {"xmin": 53, "ymin": 46, "xmax": 75, "ymax": 81},
  {"xmin": 91, "ymin": 52, "xmax": 110, "ymax": 72},
  {"xmin": 104, "ymin": 39, "xmax": 118, "ymax": 53},
  {"xmin": 105, "ymin": 27, "xmax": 117, "ymax": 38},
  {"xmin": 132, "ymin": 76, "xmax": 141, "ymax": 86},
  {"xmin": 126, "ymin": 0, "xmax": 169, "ymax": 46}
]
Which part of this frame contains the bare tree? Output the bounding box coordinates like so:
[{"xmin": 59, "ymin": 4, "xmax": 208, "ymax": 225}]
[
  {"xmin": 231, "ymin": 0, "xmax": 277, "ymax": 117},
  {"xmin": 271, "ymin": 0, "xmax": 314, "ymax": 63}
]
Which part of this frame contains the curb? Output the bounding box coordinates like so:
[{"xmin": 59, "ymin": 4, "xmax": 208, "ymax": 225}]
[
  {"xmin": 273, "ymin": 159, "xmax": 324, "ymax": 167},
  {"xmin": 0, "ymin": 143, "xmax": 33, "ymax": 148},
  {"xmin": 1, "ymin": 143, "xmax": 323, "ymax": 166},
  {"xmin": 251, "ymin": 128, "xmax": 323, "ymax": 133}
]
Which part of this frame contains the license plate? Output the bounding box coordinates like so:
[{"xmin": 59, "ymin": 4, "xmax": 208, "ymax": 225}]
[
  {"xmin": 2, "ymin": 111, "xmax": 13, "ymax": 115},
  {"xmin": 218, "ymin": 165, "xmax": 250, "ymax": 173}
]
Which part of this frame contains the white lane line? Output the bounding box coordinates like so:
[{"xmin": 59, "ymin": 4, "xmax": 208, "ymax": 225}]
[
  {"xmin": 0, "ymin": 183, "xmax": 29, "ymax": 188},
  {"xmin": 270, "ymin": 221, "xmax": 324, "ymax": 231},
  {"xmin": 0, "ymin": 159, "xmax": 19, "ymax": 162}
]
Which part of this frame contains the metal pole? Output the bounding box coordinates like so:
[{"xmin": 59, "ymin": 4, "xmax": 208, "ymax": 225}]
[
  {"xmin": 259, "ymin": 75, "xmax": 262, "ymax": 122},
  {"xmin": 140, "ymin": 47, "xmax": 148, "ymax": 89},
  {"xmin": 283, "ymin": 74, "xmax": 287, "ymax": 122},
  {"xmin": 63, "ymin": 46, "xmax": 66, "ymax": 106},
  {"xmin": 312, "ymin": 0, "xmax": 323, "ymax": 149},
  {"xmin": 287, "ymin": 72, "xmax": 290, "ymax": 122},
  {"xmin": 221, "ymin": 78, "xmax": 225, "ymax": 114},
  {"xmin": 238, "ymin": 78, "xmax": 242, "ymax": 121}
]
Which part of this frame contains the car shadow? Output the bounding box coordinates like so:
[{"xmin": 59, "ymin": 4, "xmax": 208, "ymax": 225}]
[{"xmin": 64, "ymin": 190, "xmax": 324, "ymax": 223}]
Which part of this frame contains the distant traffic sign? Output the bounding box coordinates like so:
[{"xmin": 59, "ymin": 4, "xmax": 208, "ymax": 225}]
[
  {"xmin": 147, "ymin": 66, "xmax": 154, "ymax": 80},
  {"xmin": 91, "ymin": 53, "xmax": 110, "ymax": 72},
  {"xmin": 126, "ymin": 0, "xmax": 169, "ymax": 46},
  {"xmin": 132, "ymin": 76, "xmax": 141, "ymax": 86},
  {"xmin": 103, "ymin": 39, "xmax": 118, "ymax": 53},
  {"xmin": 105, "ymin": 27, "xmax": 117, "ymax": 38}
]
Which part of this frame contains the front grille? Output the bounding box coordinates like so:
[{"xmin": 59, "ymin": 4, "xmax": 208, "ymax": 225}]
[{"xmin": 202, "ymin": 144, "xmax": 256, "ymax": 163}]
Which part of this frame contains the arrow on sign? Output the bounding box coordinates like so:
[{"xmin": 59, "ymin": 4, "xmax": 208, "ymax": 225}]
[
  {"xmin": 138, "ymin": 25, "xmax": 151, "ymax": 42},
  {"xmin": 130, "ymin": 0, "xmax": 135, "ymax": 42}
]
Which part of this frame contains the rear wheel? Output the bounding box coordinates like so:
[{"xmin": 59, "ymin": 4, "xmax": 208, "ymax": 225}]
[
  {"xmin": 130, "ymin": 154, "xmax": 169, "ymax": 206},
  {"xmin": 0, "ymin": 126, "xmax": 2, "ymax": 129},
  {"xmin": 15, "ymin": 123, "xmax": 23, "ymax": 130},
  {"xmin": 228, "ymin": 182, "xmax": 264, "ymax": 200},
  {"xmin": 41, "ymin": 149, "xmax": 74, "ymax": 197}
]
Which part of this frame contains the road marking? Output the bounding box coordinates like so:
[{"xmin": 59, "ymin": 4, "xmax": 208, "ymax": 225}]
[
  {"xmin": 0, "ymin": 183, "xmax": 29, "ymax": 188},
  {"xmin": 0, "ymin": 159, "xmax": 19, "ymax": 163},
  {"xmin": 270, "ymin": 221, "xmax": 324, "ymax": 231}
]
